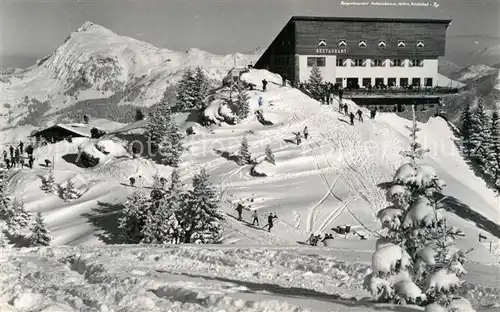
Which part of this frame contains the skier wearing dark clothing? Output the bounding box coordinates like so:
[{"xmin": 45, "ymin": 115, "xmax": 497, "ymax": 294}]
[
  {"xmin": 295, "ymin": 132, "xmax": 302, "ymax": 145},
  {"xmin": 344, "ymin": 104, "xmax": 348, "ymax": 116},
  {"xmin": 26, "ymin": 145, "xmax": 34, "ymax": 157},
  {"xmin": 5, "ymin": 158, "xmax": 10, "ymax": 169},
  {"xmin": 18, "ymin": 141, "xmax": 24, "ymax": 155},
  {"xmin": 129, "ymin": 177, "xmax": 136, "ymax": 187},
  {"xmin": 235, "ymin": 203, "xmax": 244, "ymax": 221},
  {"xmin": 339, "ymin": 88, "xmax": 343, "ymax": 103},
  {"xmin": 9, "ymin": 146, "xmax": 14, "ymax": 158},
  {"xmin": 14, "ymin": 149, "xmax": 20, "ymax": 165},
  {"xmin": 349, "ymin": 112, "xmax": 355, "ymax": 125},
  {"xmin": 303, "ymin": 126, "xmax": 309, "ymax": 140},
  {"xmin": 265, "ymin": 213, "xmax": 278, "ymax": 232},
  {"xmin": 3, "ymin": 150, "xmax": 7, "ymax": 163},
  {"xmin": 28, "ymin": 156, "xmax": 34, "ymax": 169},
  {"xmin": 262, "ymin": 79, "xmax": 268, "ymax": 91},
  {"xmin": 356, "ymin": 109, "xmax": 363, "ymax": 122},
  {"xmin": 251, "ymin": 210, "xmax": 259, "ymax": 226}
]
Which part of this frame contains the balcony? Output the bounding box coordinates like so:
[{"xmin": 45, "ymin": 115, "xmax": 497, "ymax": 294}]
[{"xmin": 342, "ymin": 86, "xmax": 461, "ymax": 99}]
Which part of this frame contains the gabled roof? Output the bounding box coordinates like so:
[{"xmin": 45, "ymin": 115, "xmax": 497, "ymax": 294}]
[
  {"xmin": 31, "ymin": 123, "xmax": 92, "ymax": 137},
  {"xmin": 290, "ymin": 16, "xmax": 452, "ymax": 24}
]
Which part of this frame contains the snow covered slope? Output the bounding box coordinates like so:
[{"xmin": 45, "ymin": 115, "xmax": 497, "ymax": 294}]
[
  {"xmin": 0, "ymin": 22, "xmax": 257, "ymax": 130},
  {"xmin": 0, "ymin": 245, "xmax": 498, "ymax": 312},
  {"xmin": 3, "ymin": 69, "xmax": 499, "ymax": 266},
  {"xmin": 452, "ymin": 64, "xmax": 498, "ymax": 82}
]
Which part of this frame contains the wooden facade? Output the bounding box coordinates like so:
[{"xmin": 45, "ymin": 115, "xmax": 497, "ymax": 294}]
[{"xmin": 254, "ymin": 16, "xmax": 451, "ymax": 84}]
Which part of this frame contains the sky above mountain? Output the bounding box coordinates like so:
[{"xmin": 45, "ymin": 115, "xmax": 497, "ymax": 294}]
[{"xmin": 1, "ymin": 0, "xmax": 499, "ymax": 69}]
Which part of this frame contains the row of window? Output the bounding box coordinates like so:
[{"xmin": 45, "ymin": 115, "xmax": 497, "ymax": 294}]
[
  {"xmin": 307, "ymin": 57, "xmax": 424, "ymax": 68},
  {"xmin": 335, "ymin": 77, "xmax": 434, "ymax": 87},
  {"xmin": 326, "ymin": 39, "xmax": 424, "ymax": 48}
]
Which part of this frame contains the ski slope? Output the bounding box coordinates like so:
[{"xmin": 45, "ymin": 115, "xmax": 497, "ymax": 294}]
[{"xmin": 2, "ymin": 69, "xmax": 499, "ymax": 261}]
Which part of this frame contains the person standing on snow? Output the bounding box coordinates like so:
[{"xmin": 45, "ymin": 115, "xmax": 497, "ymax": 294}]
[
  {"xmin": 129, "ymin": 177, "xmax": 136, "ymax": 187},
  {"xmin": 235, "ymin": 202, "xmax": 244, "ymax": 221},
  {"xmin": 349, "ymin": 112, "xmax": 355, "ymax": 125},
  {"xmin": 303, "ymin": 126, "xmax": 309, "ymax": 140},
  {"xmin": 9, "ymin": 145, "xmax": 14, "ymax": 159},
  {"xmin": 251, "ymin": 210, "xmax": 259, "ymax": 226},
  {"xmin": 265, "ymin": 212, "xmax": 278, "ymax": 232},
  {"xmin": 338, "ymin": 87, "xmax": 344, "ymax": 103},
  {"xmin": 258, "ymin": 96, "xmax": 263, "ymax": 108},
  {"xmin": 295, "ymin": 132, "xmax": 302, "ymax": 145},
  {"xmin": 262, "ymin": 79, "xmax": 268, "ymax": 91},
  {"xmin": 356, "ymin": 109, "xmax": 363, "ymax": 122},
  {"xmin": 18, "ymin": 141, "xmax": 24, "ymax": 155},
  {"xmin": 343, "ymin": 104, "xmax": 348, "ymax": 116}
]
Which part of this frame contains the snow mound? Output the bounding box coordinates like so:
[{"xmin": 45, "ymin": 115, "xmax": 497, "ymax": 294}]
[
  {"xmin": 95, "ymin": 139, "xmax": 128, "ymax": 157},
  {"xmin": 251, "ymin": 161, "xmax": 276, "ymax": 177},
  {"xmin": 447, "ymin": 298, "xmax": 476, "ymax": 312}
]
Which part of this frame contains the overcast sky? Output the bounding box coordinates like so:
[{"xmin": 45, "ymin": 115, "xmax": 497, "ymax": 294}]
[{"xmin": 1, "ymin": 0, "xmax": 499, "ymax": 68}]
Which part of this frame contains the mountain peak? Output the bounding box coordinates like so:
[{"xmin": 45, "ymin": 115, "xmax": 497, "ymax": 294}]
[{"xmin": 76, "ymin": 21, "xmax": 114, "ymax": 35}]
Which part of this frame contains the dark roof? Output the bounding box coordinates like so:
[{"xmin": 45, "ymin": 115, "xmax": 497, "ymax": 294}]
[{"xmin": 290, "ymin": 16, "xmax": 452, "ymax": 24}]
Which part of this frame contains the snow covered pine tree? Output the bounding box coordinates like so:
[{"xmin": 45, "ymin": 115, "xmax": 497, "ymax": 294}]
[
  {"xmin": 237, "ymin": 137, "xmax": 252, "ymax": 165},
  {"xmin": 193, "ymin": 66, "xmax": 211, "ymax": 110},
  {"xmin": 40, "ymin": 169, "xmax": 56, "ymax": 194},
  {"xmin": 0, "ymin": 169, "xmax": 11, "ymax": 219},
  {"xmin": 365, "ymin": 105, "xmax": 475, "ymax": 311},
  {"xmin": 118, "ymin": 189, "xmax": 150, "ymax": 243},
  {"xmin": 30, "ymin": 211, "xmax": 52, "ymax": 246},
  {"xmin": 175, "ymin": 68, "xmax": 198, "ymax": 111},
  {"xmin": 459, "ymin": 101, "xmax": 474, "ymax": 156},
  {"xmin": 486, "ymin": 111, "xmax": 500, "ymax": 192},
  {"xmin": 307, "ymin": 62, "xmax": 323, "ymax": 102},
  {"xmin": 265, "ymin": 144, "xmax": 275, "ymax": 165},
  {"xmin": 6, "ymin": 198, "xmax": 31, "ymax": 236},
  {"xmin": 235, "ymin": 87, "xmax": 250, "ymax": 121},
  {"xmin": 180, "ymin": 169, "xmax": 224, "ymax": 244},
  {"xmin": 469, "ymin": 99, "xmax": 491, "ymax": 172}
]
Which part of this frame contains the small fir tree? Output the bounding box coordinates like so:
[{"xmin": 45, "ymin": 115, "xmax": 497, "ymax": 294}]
[
  {"xmin": 469, "ymin": 99, "xmax": 490, "ymax": 166},
  {"xmin": 40, "ymin": 170, "xmax": 55, "ymax": 194},
  {"xmin": 180, "ymin": 169, "xmax": 224, "ymax": 243},
  {"xmin": 194, "ymin": 66, "xmax": 211, "ymax": 110},
  {"xmin": 30, "ymin": 211, "xmax": 52, "ymax": 246},
  {"xmin": 118, "ymin": 189, "xmax": 150, "ymax": 243},
  {"xmin": 265, "ymin": 145, "xmax": 275, "ymax": 165},
  {"xmin": 308, "ymin": 63, "xmax": 323, "ymax": 101},
  {"xmin": 165, "ymin": 120, "xmax": 185, "ymax": 167},
  {"xmin": 235, "ymin": 89, "xmax": 250, "ymax": 120},
  {"xmin": 61, "ymin": 180, "xmax": 79, "ymax": 201},
  {"xmin": 238, "ymin": 137, "xmax": 252, "ymax": 165},
  {"xmin": 6, "ymin": 198, "xmax": 31, "ymax": 235},
  {"xmin": 364, "ymin": 105, "xmax": 472, "ymax": 310},
  {"xmin": 459, "ymin": 101, "xmax": 474, "ymax": 156}
]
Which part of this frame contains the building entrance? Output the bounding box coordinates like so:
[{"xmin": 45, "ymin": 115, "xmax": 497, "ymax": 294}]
[{"xmin": 346, "ymin": 78, "xmax": 359, "ymax": 89}]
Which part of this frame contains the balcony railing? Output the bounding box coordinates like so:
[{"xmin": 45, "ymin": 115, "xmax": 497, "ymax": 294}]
[{"xmin": 342, "ymin": 87, "xmax": 461, "ymax": 97}]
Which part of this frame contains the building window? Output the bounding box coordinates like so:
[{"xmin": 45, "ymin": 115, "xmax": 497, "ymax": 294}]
[
  {"xmin": 373, "ymin": 59, "xmax": 384, "ymax": 67},
  {"xmin": 412, "ymin": 78, "xmax": 421, "ymax": 86},
  {"xmin": 362, "ymin": 78, "xmax": 371, "ymax": 87},
  {"xmin": 424, "ymin": 78, "xmax": 433, "ymax": 87},
  {"xmin": 391, "ymin": 59, "xmax": 405, "ymax": 67},
  {"xmin": 375, "ymin": 78, "xmax": 384, "ymax": 86},
  {"xmin": 336, "ymin": 58, "xmax": 346, "ymax": 67},
  {"xmin": 388, "ymin": 78, "xmax": 397, "ymax": 87},
  {"xmin": 335, "ymin": 78, "xmax": 343, "ymax": 86},
  {"xmin": 307, "ymin": 57, "xmax": 326, "ymax": 67},
  {"xmin": 400, "ymin": 78, "xmax": 409, "ymax": 87},
  {"xmin": 353, "ymin": 59, "xmax": 364, "ymax": 67},
  {"xmin": 410, "ymin": 59, "xmax": 424, "ymax": 67}
]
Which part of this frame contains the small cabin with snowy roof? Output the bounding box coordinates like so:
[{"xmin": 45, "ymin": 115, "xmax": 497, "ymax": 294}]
[
  {"xmin": 222, "ymin": 67, "xmax": 249, "ymax": 86},
  {"xmin": 30, "ymin": 123, "xmax": 93, "ymax": 143}
]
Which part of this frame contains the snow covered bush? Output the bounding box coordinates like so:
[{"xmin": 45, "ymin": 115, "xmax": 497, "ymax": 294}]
[
  {"xmin": 40, "ymin": 170, "xmax": 56, "ymax": 194},
  {"xmin": 234, "ymin": 89, "xmax": 250, "ymax": 121},
  {"xmin": 364, "ymin": 105, "xmax": 474, "ymax": 311},
  {"xmin": 118, "ymin": 189, "xmax": 150, "ymax": 243},
  {"xmin": 30, "ymin": 211, "xmax": 51, "ymax": 246},
  {"xmin": 59, "ymin": 180, "xmax": 80, "ymax": 202},
  {"xmin": 176, "ymin": 66, "xmax": 211, "ymax": 111},
  {"xmin": 0, "ymin": 170, "xmax": 12, "ymax": 219},
  {"xmin": 237, "ymin": 137, "xmax": 252, "ymax": 165}
]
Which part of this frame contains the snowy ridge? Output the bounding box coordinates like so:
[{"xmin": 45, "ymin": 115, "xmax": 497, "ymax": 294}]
[{"xmin": 453, "ymin": 64, "xmax": 498, "ymax": 82}]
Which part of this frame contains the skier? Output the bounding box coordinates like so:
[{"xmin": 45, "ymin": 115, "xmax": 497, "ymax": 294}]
[
  {"xmin": 235, "ymin": 202, "xmax": 244, "ymax": 221},
  {"xmin": 28, "ymin": 156, "xmax": 34, "ymax": 169},
  {"xmin": 251, "ymin": 210, "xmax": 259, "ymax": 226},
  {"xmin": 3, "ymin": 150, "xmax": 7, "ymax": 161},
  {"xmin": 339, "ymin": 87, "xmax": 344, "ymax": 103},
  {"xmin": 26, "ymin": 145, "xmax": 34, "ymax": 158},
  {"xmin": 262, "ymin": 79, "xmax": 268, "ymax": 91},
  {"xmin": 18, "ymin": 141, "xmax": 24, "ymax": 155},
  {"xmin": 5, "ymin": 158, "xmax": 10, "ymax": 169},
  {"xmin": 343, "ymin": 104, "xmax": 348, "ymax": 116},
  {"xmin": 19, "ymin": 158, "xmax": 24, "ymax": 168},
  {"xmin": 265, "ymin": 213, "xmax": 278, "ymax": 232},
  {"xmin": 372, "ymin": 107, "xmax": 377, "ymax": 119},
  {"xmin": 129, "ymin": 177, "xmax": 136, "ymax": 187},
  {"xmin": 303, "ymin": 126, "xmax": 309, "ymax": 140},
  {"xmin": 14, "ymin": 148, "xmax": 20, "ymax": 166},
  {"xmin": 258, "ymin": 96, "xmax": 263, "ymax": 108},
  {"xmin": 356, "ymin": 109, "xmax": 363, "ymax": 122},
  {"xmin": 349, "ymin": 112, "xmax": 355, "ymax": 125},
  {"xmin": 9, "ymin": 145, "xmax": 14, "ymax": 159},
  {"xmin": 295, "ymin": 132, "xmax": 302, "ymax": 145}
]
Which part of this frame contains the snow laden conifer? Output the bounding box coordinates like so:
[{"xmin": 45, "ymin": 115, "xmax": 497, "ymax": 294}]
[
  {"xmin": 6, "ymin": 198, "xmax": 31, "ymax": 235},
  {"xmin": 180, "ymin": 169, "xmax": 224, "ymax": 244},
  {"xmin": 118, "ymin": 189, "xmax": 150, "ymax": 243},
  {"xmin": 30, "ymin": 211, "xmax": 51, "ymax": 246},
  {"xmin": 176, "ymin": 68, "xmax": 198, "ymax": 111},
  {"xmin": 234, "ymin": 88, "xmax": 250, "ymax": 121},
  {"xmin": 40, "ymin": 170, "xmax": 55, "ymax": 194},
  {"xmin": 365, "ymin": 105, "xmax": 473, "ymax": 310},
  {"xmin": 308, "ymin": 63, "xmax": 323, "ymax": 101},
  {"xmin": 0, "ymin": 170, "xmax": 11, "ymax": 219},
  {"xmin": 459, "ymin": 101, "xmax": 474, "ymax": 156},
  {"xmin": 469, "ymin": 99, "xmax": 490, "ymax": 169},
  {"xmin": 486, "ymin": 110, "xmax": 500, "ymax": 191},
  {"xmin": 193, "ymin": 66, "xmax": 211, "ymax": 110},
  {"xmin": 60, "ymin": 180, "xmax": 79, "ymax": 202},
  {"xmin": 237, "ymin": 137, "xmax": 252, "ymax": 165},
  {"xmin": 146, "ymin": 102, "xmax": 185, "ymax": 167},
  {"xmin": 265, "ymin": 145, "xmax": 275, "ymax": 165}
]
